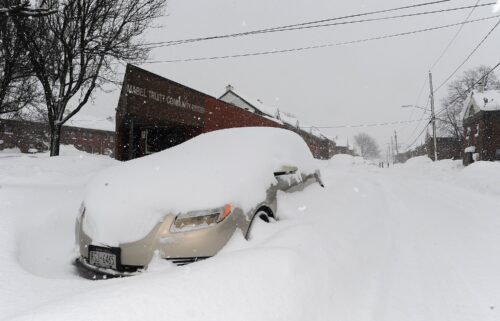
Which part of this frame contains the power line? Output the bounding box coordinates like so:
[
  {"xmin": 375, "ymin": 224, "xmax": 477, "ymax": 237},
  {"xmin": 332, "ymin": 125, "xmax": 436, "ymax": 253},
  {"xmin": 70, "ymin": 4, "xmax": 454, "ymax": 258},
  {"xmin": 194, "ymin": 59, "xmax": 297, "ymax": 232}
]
[
  {"xmin": 143, "ymin": 0, "xmax": 456, "ymax": 48},
  {"xmin": 404, "ymin": 61, "xmax": 500, "ymax": 150},
  {"xmin": 405, "ymin": 119, "xmax": 432, "ymax": 150},
  {"xmin": 144, "ymin": 2, "xmax": 494, "ymax": 50},
  {"xmin": 434, "ymin": 17, "xmax": 500, "ymax": 92},
  {"xmin": 430, "ymin": 0, "xmax": 482, "ymax": 70},
  {"xmin": 141, "ymin": 15, "xmax": 500, "ymax": 64},
  {"xmin": 300, "ymin": 117, "xmax": 431, "ymax": 129},
  {"xmin": 402, "ymin": 97, "xmax": 431, "ymax": 147},
  {"xmin": 399, "ymin": 76, "xmax": 429, "ymax": 140}
]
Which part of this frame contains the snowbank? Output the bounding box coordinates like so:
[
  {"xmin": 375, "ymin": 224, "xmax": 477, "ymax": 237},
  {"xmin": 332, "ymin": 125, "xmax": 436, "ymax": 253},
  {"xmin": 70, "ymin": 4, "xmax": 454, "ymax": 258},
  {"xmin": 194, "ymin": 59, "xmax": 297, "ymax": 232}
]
[
  {"xmin": 329, "ymin": 154, "xmax": 356, "ymax": 167},
  {"xmin": 394, "ymin": 156, "xmax": 462, "ymax": 179},
  {"xmin": 83, "ymin": 127, "xmax": 317, "ymax": 245},
  {"xmin": 328, "ymin": 154, "xmax": 372, "ymax": 167},
  {"xmin": 400, "ymin": 155, "xmax": 433, "ymax": 168},
  {"xmin": 2, "ymin": 140, "xmax": 500, "ymax": 320},
  {"xmin": 0, "ymin": 147, "xmax": 116, "ymax": 186},
  {"xmin": 455, "ymin": 161, "xmax": 500, "ymax": 196},
  {"xmin": 0, "ymin": 147, "xmax": 21, "ymax": 155}
]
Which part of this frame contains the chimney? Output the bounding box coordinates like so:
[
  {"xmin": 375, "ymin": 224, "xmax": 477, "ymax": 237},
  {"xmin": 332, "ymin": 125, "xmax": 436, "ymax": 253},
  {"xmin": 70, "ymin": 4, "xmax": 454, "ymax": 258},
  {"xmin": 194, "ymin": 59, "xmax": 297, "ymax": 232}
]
[
  {"xmin": 478, "ymin": 80, "xmax": 485, "ymax": 93},
  {"xmin": 225, "ymin": 84, "xmax": 234, "ymax": 92}
]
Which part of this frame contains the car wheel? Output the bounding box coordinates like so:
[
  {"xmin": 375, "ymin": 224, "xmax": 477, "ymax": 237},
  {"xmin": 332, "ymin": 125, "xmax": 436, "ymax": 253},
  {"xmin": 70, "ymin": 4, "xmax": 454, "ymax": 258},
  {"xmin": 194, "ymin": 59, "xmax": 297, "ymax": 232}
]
[{"xmin": 245, "ymin": 207, "xmax": 275, "ymax": 240}]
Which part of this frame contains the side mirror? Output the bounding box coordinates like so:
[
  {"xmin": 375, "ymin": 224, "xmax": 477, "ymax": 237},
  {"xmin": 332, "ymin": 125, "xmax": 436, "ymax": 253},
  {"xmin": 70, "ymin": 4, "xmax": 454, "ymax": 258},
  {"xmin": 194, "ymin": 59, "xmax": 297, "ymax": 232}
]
[
  {"xmin": 273, "ymin": 165, "xmax": 298, "ymax": 177},
  {"xmin": 314, "ymin": 170, "xmax": 325, "ymax": 187}
]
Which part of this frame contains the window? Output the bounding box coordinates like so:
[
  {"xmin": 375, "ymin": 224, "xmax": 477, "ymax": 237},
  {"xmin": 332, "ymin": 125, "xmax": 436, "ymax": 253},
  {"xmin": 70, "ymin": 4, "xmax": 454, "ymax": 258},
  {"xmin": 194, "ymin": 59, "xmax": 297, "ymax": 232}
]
[{"xmin": 474, "ymin": 124, "xmax": 479, "ymax": 137}]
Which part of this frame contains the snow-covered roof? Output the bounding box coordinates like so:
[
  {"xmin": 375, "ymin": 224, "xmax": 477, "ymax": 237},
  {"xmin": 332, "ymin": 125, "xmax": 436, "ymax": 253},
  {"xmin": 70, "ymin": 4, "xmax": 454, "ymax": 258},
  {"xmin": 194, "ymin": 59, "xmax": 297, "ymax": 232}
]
[
  {"xmin": 0, "ymin": 106, "xmax": 115, "ymax": 132},
  {"xmin": 219, "ymin": 87, "xmax": 329, "ymax": 139},
  {"xmin": 462, "ymin": 89, "xmax": 500, "ymax": 120},
  {"xmin": 277, "ymin": 111, "xmax": 299, "ymax": 127},
  {"xmin": 309, "ymin": 126, "xmax": 324, "ymax": 139},
  {"xmin": 226, "ymin": 90, "xmax": 280, "ymax": 117},
  {"xmin": 219, "ymin": 90, "xmax": 282, "ymax": 125},
  {"xmin": 66, "ymin": 114, "xmax": 115, "ymax": 132},
  {"xmin": 65, "ymin": 104, "xmax": 116, "ymax": 132},
  {"xmin": 334, "ymin": 136, "xmax": 350, "ymax": 148}
]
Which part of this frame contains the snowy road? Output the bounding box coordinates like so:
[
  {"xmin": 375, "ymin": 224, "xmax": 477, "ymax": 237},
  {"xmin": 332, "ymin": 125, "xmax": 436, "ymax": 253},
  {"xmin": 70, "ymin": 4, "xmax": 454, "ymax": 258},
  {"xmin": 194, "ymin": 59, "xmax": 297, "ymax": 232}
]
[
  {"xmin": 1, "ymin": 151, "xmax": 500, "ymax": 321},
  {"xmin": 321, "ymin": 161, "xmax": 500, "ymax": 320}
]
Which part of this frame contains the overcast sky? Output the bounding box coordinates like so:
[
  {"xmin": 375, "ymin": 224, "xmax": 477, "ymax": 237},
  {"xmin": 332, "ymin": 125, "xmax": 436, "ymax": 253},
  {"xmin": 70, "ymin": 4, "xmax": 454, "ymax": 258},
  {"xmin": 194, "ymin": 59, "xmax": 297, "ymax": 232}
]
[{"xmin": 88, "ymin": 0, "xmax": 500, "ymax": 156}]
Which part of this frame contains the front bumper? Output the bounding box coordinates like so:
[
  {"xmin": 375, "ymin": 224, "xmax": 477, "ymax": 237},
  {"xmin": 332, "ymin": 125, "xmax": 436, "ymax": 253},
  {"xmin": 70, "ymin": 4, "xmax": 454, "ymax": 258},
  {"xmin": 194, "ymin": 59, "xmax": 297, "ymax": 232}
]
[
  {"xmin": 77, "ymin": 209, "xmax": 247, "ymax": 269},
  {"xmin": 75, "ymin": 257, "xmax": 143, "ymax": 280}
]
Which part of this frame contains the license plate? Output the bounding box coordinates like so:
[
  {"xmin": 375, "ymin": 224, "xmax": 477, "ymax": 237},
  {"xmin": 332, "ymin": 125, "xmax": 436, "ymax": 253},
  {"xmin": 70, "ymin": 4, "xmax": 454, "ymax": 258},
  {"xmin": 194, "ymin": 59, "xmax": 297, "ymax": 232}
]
[{"xmin": 89, "ymin": 246, "xmax": 119, "ymax": 269}]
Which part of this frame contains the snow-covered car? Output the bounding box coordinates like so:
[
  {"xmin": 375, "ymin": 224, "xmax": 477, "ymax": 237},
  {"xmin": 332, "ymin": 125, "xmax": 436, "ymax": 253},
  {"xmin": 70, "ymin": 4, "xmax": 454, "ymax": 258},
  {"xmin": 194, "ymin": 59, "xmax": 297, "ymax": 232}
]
[{"xmin": 75, "ymin": 127, "xmax": 323, "ymax": 279}]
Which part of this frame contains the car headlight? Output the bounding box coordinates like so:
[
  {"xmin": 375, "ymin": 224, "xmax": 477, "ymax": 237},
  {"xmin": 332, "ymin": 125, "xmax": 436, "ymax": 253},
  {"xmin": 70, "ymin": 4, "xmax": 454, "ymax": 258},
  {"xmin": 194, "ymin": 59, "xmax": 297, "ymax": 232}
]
[{"xmin": 170, "ymin": 204, "xmax": 233, "ymax": 233}]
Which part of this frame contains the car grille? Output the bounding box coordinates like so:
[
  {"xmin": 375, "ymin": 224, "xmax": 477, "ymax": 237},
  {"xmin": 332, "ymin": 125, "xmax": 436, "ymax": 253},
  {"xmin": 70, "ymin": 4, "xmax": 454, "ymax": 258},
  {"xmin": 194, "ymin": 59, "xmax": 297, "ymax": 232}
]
[{"xmin": 166, "ymin": 256, "xmax": 210, "ymax": 266}]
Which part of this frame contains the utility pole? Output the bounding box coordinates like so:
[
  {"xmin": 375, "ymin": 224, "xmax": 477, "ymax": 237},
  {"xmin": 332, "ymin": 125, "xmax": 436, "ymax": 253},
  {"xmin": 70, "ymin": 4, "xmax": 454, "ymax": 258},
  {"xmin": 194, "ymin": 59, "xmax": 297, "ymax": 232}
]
[
  {"xmin": 386, "ymin": 143, "xmax": 390, "ymax": 164},
  {"xmin": 428, "ymin": 71, "xmax": 438, "ymax": 161},
  {"xmin": 394, "ymin": 130, "xmax": 399, "ymax": 156},
  {"xmin": 390, "ymin": 136, "xmax": 394, "ymax": 164}
]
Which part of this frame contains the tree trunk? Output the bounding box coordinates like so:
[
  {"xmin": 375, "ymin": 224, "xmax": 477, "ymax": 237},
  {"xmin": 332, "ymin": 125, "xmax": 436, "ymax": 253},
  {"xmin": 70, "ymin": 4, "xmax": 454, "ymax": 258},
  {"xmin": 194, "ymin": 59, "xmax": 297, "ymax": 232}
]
[{"xmin": 50, "ymin": 124, "xmax": 62, "ymax": 156}]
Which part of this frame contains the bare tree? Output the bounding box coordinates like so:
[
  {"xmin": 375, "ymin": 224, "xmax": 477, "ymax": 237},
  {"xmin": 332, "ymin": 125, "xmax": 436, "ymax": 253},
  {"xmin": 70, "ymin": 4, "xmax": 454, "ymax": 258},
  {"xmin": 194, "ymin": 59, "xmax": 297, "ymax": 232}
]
[
  {"xmin": 0, "ymin": 0, "xmax": 40, "ymax": 118},
  {"xmin": 354, "ymin": 133, "xmax": 380, "ymax": 159},
  {"xmin": 438, "ymin": 65, "xmax": 500, "ymax": 141},
  {"xmin": 12, "ymin": 0, "xmax": 167, "ymax": 156}
]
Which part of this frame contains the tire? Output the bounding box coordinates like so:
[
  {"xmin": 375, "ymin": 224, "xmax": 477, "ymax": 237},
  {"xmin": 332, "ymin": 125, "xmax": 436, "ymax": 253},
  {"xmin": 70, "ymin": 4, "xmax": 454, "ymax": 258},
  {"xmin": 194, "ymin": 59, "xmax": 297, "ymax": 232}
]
[{"xmin": 245, "ymin": 207, "xmax": 274, "ymax": 240}]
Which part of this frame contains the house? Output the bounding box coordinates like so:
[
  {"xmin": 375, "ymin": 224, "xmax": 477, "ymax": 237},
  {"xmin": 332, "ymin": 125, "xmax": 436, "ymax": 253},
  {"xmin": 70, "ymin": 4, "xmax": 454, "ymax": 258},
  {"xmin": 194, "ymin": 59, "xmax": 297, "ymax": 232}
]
[
  {"xmin": 462, "ymin": 87, "xmax": 500, "ymax": 164},
  {"xmin": 423, "ymin": 129, "xmax": 462, "ymax": 160},
  {"xmin": 333, "ymin": 136, "xmax": 354, "ymax": 155},
  {"xmin": 218, "ymin": 84, "xmax": 336, "ymax": 159},
  {"xmin": 396, "ymin": 129, "xmax": 461, "ymax": 163},
  {"xmin": 219, "ymin": 85, "xmax": 279, "ymax": 117}
]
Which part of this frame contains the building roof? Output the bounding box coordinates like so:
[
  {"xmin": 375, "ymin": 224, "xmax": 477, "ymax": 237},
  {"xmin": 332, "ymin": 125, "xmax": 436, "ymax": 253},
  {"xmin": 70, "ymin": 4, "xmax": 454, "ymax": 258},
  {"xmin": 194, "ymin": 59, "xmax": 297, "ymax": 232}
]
[
  {"xmin": 66, "ymin": 114, "xmax": 115, "ymax": 132},
  {"xmin": 219, "ymin": 86, "xmax": 327, "ymax": 139},
  {"xmin": 0, "ymin": 105, "xmax": 115, "ymax": 132},
  {"xmin": 220, "ymin": 89, "xmax": 280, "ymax": 119},
  {"xmin": 334, "ymin": 136, "xmax": 350, "ymax": 148},
  {"xmin": 462, "ymin": 89, "xmax": 500, "ymax": 120},
  {"xmin": 65, "ymin": 103, "xmax": 116, "ymax": 132}
]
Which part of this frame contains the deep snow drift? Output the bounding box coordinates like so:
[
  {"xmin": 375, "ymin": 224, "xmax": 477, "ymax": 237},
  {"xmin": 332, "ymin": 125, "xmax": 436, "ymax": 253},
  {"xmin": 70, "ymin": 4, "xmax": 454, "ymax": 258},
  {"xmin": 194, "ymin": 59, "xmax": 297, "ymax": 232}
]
[{"xmin": 1, "ymin": 150, "xmax": 500, "ymax": 321}]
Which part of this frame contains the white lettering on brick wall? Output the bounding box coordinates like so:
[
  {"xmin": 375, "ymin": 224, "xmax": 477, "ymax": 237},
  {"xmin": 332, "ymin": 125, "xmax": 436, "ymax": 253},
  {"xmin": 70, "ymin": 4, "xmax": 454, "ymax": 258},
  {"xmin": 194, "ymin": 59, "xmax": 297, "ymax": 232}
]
[{"xmin": 126, "ymin": 84, "xmax": 204, "ymax": 114}]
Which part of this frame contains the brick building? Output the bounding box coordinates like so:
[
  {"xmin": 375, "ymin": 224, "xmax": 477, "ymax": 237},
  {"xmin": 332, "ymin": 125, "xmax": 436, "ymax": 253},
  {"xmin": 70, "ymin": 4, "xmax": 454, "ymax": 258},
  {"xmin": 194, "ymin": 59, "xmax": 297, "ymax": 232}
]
[
  {"xmin": 331, "ymin": 136, "xmax": 354, "ymax": 155},
  {"xmin": 115, "ymin": 64, "xmax": 335, "ymax": 161},
  {"xmin": 396, "ymin": 132, "xmax": 461, "ymax": 163},
  {"xmin": 0, "ymin": 118, "xmax": 114, "ymax": 155},
  {"xmin": 462, "ymin": 88, "xmax": 500, "ymax": 164},
  {"xmin": 1, "ymin": 64, "xmax": 336, "ymax": 160}
]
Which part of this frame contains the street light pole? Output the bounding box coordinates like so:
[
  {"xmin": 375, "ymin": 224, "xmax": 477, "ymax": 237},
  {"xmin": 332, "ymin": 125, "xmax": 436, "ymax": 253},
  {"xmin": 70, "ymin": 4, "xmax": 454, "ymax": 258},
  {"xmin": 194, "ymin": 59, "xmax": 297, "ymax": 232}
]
[{"xmin": 428, "ymin": 71, "xmax": 438, "ymax": 161}]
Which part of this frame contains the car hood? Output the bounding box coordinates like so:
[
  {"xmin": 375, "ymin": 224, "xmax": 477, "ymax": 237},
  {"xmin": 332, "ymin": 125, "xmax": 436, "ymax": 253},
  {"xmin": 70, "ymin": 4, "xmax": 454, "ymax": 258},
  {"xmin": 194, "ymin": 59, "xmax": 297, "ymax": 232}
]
[{"xmin": 82, "ymin": 127, "xmax": 317, "ymax": 245}]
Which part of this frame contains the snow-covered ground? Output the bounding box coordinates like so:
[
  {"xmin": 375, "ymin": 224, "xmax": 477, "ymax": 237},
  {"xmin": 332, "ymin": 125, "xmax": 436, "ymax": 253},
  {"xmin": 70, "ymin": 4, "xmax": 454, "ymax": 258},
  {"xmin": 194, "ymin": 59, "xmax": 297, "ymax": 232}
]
[{"xmin": 1, "ymin": 150, "xmax": 500, "ymax": 321}]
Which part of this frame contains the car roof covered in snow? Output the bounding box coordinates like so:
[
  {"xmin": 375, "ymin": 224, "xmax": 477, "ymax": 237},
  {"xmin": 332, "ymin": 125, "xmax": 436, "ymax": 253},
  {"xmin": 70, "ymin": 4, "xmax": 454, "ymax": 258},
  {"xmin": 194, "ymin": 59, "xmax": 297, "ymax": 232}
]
[{"xmin": 83, "ymin": 127, "xmax": 318, "ymax": 245}]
